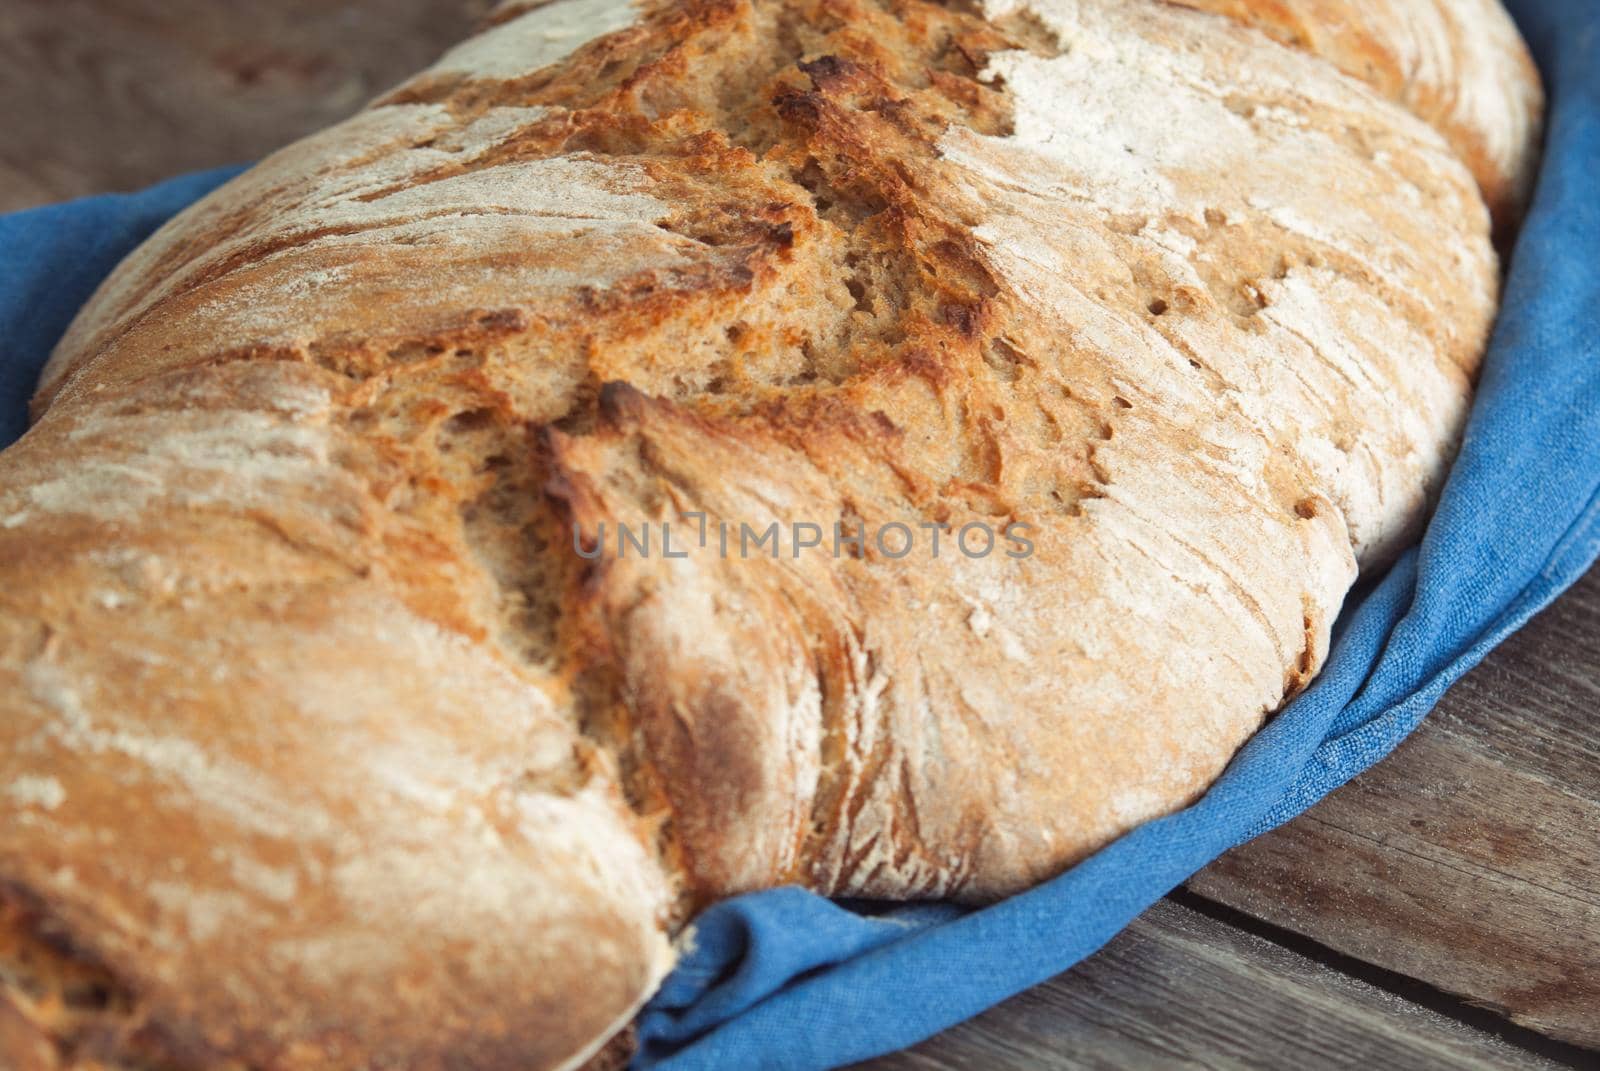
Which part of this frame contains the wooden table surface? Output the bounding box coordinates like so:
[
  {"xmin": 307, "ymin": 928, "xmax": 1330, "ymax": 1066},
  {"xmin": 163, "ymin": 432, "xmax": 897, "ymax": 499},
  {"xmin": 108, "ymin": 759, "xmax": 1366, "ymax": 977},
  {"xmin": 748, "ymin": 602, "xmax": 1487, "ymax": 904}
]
[{"xmin": 5, "ymin": 2, "xmax": 1595, "ymax": 1067}]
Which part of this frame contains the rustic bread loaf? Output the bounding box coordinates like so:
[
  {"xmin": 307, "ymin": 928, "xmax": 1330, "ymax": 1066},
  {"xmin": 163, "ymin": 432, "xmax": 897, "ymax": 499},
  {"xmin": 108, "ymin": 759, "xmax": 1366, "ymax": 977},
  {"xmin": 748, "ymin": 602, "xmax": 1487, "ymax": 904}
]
[{"xmin": 0, "ymin": 0, "xmax": 1537, "ymax": 1067}]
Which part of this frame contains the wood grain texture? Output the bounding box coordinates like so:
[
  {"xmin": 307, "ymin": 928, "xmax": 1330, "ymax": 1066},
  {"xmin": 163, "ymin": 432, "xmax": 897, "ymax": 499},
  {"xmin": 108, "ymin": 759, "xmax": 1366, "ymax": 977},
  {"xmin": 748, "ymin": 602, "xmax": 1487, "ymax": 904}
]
[
  {"xmin": 0, "ymin": 0, "xmax": 485, "ymax": 212},
  {"xmin": 856, "ymin": 899, "xmax": 1563, "ymax": 1071},
  {"xmin": 1190, "ymin": 566, "xmax": 1600, "ymax": 1049}
]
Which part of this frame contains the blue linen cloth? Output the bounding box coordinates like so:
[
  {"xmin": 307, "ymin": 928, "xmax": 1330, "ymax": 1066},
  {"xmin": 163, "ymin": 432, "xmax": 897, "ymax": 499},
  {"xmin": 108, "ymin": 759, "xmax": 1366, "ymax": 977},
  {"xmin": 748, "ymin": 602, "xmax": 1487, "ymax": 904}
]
[{"xmin": 0, "ymin": 1, "xmax": 1594, "ymax": 1066}]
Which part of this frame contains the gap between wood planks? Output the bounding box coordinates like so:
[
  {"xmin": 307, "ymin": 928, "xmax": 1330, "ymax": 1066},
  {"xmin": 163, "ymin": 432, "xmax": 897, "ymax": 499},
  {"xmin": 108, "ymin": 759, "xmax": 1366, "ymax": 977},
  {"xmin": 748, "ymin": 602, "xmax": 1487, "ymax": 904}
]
[
  {"xmin": 856, "ymin": 894, "xmax": 1569, "ymax": 1071},
  {"xmin": 1167, "ymin": 889, "xmax": 1597, "ymax": 1069}
]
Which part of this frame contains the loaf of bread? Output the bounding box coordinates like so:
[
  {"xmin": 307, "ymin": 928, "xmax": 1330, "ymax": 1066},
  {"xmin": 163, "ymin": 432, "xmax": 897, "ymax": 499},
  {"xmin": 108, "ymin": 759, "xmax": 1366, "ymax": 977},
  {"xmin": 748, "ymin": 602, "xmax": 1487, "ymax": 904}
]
[{"xmin": 0, "ymin": 1, "xmax": 1541, "ymax": 1068}]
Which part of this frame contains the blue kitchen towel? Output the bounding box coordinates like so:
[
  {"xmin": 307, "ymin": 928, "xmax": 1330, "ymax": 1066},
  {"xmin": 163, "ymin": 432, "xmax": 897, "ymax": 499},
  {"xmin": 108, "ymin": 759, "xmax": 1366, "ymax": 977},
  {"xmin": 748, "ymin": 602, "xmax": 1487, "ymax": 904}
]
[{"xmin": 0, "ymin": 0, "xmax": 1595, "ymax": 1067}]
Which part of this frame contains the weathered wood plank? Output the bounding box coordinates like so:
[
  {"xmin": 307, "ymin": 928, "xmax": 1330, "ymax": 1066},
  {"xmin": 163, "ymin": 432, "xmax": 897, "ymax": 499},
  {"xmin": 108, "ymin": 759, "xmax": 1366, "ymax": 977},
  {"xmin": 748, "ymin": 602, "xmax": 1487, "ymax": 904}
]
[
  {"xmin": 1190, "ymin": 566, "xmax": 1600, "ymax": 1049},
  {"xmin": 0, "ymin": 0, "xmax": 482, "ymax": 212},
  {"xmin": 858, "ymin": 898, "xmax": 1563, "ymax": 1070}
]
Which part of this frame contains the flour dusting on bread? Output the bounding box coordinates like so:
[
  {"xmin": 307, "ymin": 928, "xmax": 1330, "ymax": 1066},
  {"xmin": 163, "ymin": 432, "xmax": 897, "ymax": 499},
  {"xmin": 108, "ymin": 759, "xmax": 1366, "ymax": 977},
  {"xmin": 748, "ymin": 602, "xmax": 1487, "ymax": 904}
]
[{"xmin": 424, "ymin": 0, "xmax": 644, "ymax": 81}]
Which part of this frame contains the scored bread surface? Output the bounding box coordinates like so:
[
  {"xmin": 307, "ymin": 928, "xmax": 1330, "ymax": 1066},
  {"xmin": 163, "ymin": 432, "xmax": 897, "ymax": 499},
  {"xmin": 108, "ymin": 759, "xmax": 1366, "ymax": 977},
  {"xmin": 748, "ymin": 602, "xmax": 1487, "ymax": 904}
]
[
  {"xmin": 1167, "ymin": 0, "xmax": 1542, "ymax": 234},
  {"xmin": 0, "ymin": 0, "xmax": 1536, "ymax": 1068}
]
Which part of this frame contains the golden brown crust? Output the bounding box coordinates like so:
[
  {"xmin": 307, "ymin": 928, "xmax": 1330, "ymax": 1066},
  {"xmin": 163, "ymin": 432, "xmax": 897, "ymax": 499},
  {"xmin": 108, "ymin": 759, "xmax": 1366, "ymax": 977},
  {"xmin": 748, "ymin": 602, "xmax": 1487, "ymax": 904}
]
[
  {"xmin": 1, "ymin": 362, "xmax": 675, "ymax": 1070},
  {"xmin": 0, "ymin": 0, "xmax": 1528, "ymax": 1066},
  {"xmin": 1164, "ymin": 0, "xmax": 1544, "ymax": 236}
]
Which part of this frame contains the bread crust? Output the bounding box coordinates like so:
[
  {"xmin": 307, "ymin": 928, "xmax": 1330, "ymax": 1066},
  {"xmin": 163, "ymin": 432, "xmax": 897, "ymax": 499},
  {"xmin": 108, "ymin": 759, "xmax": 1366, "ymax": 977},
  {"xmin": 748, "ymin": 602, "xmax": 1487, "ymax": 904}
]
[
  {"xmin": 1164, "ymin": 0, "xmax": 1544, "ymax": 236},
  {"xmin": 1, "ymin": 0, "xmax": 1525, "ymax": 1066},
  {"xmin": 0, "ymin": 362, "xmax": 675, "ymax": 1071}
]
